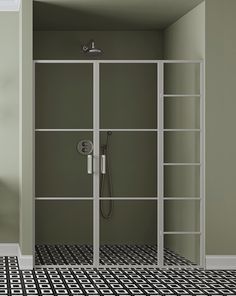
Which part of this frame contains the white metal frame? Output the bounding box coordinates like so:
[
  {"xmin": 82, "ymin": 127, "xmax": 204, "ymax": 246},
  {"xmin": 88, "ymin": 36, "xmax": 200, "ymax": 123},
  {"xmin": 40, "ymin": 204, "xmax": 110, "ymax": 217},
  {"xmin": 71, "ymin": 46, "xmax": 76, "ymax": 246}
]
[
  {"xmin": 33, "ymin": 59, "xmax": 205, "ymax": 269},
  {"xmin": 157, "ymin": 61, "xmax": 164, "ymax": 267}
]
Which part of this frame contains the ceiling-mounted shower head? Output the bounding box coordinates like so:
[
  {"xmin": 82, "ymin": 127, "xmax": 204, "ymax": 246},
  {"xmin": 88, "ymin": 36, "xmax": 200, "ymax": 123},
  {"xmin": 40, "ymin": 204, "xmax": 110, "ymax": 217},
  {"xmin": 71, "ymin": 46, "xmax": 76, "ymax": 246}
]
[{"xmin": 82, "ymin": 40, "xmax": 102, "ymax": 55}]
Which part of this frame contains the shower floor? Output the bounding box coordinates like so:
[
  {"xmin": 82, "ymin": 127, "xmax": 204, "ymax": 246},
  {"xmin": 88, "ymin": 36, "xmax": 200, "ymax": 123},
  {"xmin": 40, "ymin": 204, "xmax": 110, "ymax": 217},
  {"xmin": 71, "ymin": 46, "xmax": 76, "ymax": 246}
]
[{"xmin": 35, "ymin": 245, "xmax": 194, "ymax": 266}]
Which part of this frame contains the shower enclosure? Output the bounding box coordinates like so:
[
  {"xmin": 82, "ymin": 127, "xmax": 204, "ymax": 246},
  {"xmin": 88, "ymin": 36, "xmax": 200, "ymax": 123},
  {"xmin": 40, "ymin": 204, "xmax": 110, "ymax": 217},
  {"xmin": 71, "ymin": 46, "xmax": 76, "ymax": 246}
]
[{"xmin": 34, "ymin": 60, "xmax": 205, "ymax": 268}]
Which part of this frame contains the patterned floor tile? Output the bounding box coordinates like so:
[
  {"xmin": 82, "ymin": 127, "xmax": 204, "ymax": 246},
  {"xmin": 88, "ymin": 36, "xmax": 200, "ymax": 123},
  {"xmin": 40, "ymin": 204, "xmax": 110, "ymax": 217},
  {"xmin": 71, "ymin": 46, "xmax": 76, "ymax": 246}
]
[
  {"xmin": 35, "ymin": 245, "xmax": 194, "ymax": 266},
  {"xmin": 1, "ymin": 257, "xmax": 235, "ymax": 296}
]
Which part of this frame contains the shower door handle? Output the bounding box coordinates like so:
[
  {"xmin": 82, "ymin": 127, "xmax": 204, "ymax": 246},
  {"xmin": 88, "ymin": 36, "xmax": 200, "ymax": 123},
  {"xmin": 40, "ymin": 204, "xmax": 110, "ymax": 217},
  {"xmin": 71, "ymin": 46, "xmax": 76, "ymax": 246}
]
[
  {"xmin": 101, "ymin": 155, "xmax": 106, "ymax": 174},
  {"xmin": 87, "ymin": 155, "xmax": 93, "ymax": 174}
]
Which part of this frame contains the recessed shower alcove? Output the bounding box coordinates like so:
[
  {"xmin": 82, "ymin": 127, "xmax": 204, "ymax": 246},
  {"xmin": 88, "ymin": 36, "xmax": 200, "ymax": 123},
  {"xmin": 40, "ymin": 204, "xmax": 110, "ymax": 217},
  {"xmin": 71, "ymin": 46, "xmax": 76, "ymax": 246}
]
[{"xmin": 33, "ymin": 0, "xmax": 205, "ymax": 268}]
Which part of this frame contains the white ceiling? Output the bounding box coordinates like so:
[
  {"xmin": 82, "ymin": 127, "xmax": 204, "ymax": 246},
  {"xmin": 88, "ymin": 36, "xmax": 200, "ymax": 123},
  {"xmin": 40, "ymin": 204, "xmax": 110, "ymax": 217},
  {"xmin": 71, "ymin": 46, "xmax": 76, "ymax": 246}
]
[
  {"xmin": 34, "ymin": 0, "xmax": 204, "ymax": 30},
  {"xmin": 0, "ymin": 0, "xmax": 20, "ymax": 11}
]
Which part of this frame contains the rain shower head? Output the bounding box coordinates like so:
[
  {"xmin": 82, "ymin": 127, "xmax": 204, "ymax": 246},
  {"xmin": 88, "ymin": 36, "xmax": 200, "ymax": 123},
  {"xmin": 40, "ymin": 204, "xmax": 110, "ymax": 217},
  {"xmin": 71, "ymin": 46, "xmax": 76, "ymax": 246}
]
[{"xmin": 82, "ymin": 40, "xmax": 102, "ymax": 55}]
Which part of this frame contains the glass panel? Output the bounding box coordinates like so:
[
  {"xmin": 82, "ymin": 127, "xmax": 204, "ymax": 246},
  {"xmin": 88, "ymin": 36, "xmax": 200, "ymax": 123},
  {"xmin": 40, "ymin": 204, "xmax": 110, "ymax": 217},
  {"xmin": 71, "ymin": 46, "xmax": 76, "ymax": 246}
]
[
  {"xmin": 100, "ymin": 131, "xmax": 157, "ymax": 198},
  {"xmin": 35, "ymin": 63, "xmax": 93, "ymax": 129},
  {"xmin": 164, "ymin": 200, "xmax": 200, "ymax": 232},
  {"xmin": 164, "ymin": 132, "xmax": 200, "ymax": 163},
  {"xmin": 164, "ymin": 234, "xmax": 200, "ymax": 266},
  {"xmin": 164, "ymin": 63, "xmax": 200, "ymax": 95},
  {"xmin": 164, "ymin": 166, "xmax": 200, "ymax": 198},
  {"xmin": 35, "ymin": 200, "xmax": 93, "ymax": 265},
  {"xmin": 35, "ymin": 131, "xmax": 93, "ymax": 197},
  {"xmin": 100, "ymin": 63, "xmax": 157, "ymax": 129},
  {"xmin": 99, "ymin": 200, "xmax": 157, "ymax": 265},
  {"xmin": 164, "ymin": 97, "xmax": 200, "ymax": 129}
]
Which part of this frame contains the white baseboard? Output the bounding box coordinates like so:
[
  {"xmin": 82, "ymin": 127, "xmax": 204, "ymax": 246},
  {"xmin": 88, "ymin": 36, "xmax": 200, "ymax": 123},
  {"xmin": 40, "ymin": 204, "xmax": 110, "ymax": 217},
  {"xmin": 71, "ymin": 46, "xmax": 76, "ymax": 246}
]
[
  {"xmin": 206, "ymin": 255, "xmax": 236, "ymax": 269},
  {"xmin": 17, "ymin": 246, "xmax": 33, "ymax": 270},
  {"xmin": 0, "ymin": 243, "xmax": 33, "ymax": 270},
  {"xmin": 0, "ymin": 243, "xmax": 19, "ymax": 256}
]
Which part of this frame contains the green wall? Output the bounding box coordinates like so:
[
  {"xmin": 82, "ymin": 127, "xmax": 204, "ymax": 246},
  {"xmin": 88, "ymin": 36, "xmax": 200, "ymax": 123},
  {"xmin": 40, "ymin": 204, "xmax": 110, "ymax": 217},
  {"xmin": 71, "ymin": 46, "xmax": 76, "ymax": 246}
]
[
  {"xmin": 34, "ymin": 31, "xmax": 162, "ymax": 247},
  {"xmin": 205, "ymin": 0, "xmax": 236, "ymax": 255},
  {"xmin": 34, "ymin": 30, "xmax": 163, "ymax": 60},
  {"xmin": 164, "ymin": 2, "xmax": 205, "ymax": 59},
  {"xmin": 0, "ymin": 12, "xmax": 19, "ymax": 243},
  {"xmin": 163, "ymin": 2, "xmax": 205, "ymax": 264},
  {"xmin": 34, "ymin": 31, "xmax": 163, "ymax": 60},
  {"xmin": 164, "ymin": 0, "xmax": 236, "ymax": 257},
  {"xmin": 19, "ymin": 0, "xmax": 33, "ymax": 255}
]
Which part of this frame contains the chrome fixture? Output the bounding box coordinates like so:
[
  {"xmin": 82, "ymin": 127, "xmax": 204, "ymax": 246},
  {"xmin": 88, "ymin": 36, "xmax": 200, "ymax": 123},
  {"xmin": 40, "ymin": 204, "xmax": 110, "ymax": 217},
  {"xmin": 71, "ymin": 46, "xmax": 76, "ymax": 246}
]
[
  {"xmin": 77, "ymin": 140, "xmax": 94, "ymax": 174},
  {"xmin": 82, "ymin": 40, "xmax": 102, "ymax": 55},
  {"xmin": 77, "ymin": 140, "xmax": 93, "ymax": 155}
]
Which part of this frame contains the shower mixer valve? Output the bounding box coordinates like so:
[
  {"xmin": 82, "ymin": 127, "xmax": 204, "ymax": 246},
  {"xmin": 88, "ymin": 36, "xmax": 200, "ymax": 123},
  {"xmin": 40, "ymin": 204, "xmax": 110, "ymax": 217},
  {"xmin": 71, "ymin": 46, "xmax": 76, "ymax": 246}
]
[{"xmin": 77, "ymin": 140, "xmax": 93, "ymax": 155}]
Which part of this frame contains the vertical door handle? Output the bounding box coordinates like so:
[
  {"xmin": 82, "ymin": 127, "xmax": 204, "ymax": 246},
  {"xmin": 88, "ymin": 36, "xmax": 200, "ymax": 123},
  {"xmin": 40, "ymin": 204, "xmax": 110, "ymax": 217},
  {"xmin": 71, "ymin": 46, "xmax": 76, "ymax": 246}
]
[
  {"xmin": 87, "ymin": 155, "xmax": 93, "ymax": 174},
  {"xmin": 101, "ymin": 155, "xmax": 106, "ymax": 174}
]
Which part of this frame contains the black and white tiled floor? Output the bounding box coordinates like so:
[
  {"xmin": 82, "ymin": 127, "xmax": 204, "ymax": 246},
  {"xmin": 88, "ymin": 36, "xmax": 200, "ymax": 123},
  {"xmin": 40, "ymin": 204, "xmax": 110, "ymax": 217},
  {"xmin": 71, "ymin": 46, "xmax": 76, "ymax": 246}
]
[
  {"xmin": 35, "ymin": 245, "xmax": 194, "ymax": 266},
  {"xmin": 3, "ymin": 256, "xmax": 236, "ymax": 295}
]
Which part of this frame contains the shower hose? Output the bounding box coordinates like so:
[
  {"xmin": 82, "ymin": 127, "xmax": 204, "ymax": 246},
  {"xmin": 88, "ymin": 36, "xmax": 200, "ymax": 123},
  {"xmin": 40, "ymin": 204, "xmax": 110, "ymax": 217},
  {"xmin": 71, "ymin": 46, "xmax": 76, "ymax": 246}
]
[{"xmin": 100, "ymin": 131, "xmax": 113, "ymax": 219}]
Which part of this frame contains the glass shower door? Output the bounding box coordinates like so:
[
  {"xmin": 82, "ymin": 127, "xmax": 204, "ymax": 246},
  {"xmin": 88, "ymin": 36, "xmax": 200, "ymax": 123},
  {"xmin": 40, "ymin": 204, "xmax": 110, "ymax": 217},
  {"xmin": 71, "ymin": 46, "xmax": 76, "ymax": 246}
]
[
  {"xmin": 35, "ymin": 62, "xmax": 94, "ymax": 266},
  {"xmin": 34, "ymin": 60, "xmax": 204, "ymax": 268},
  {"xmin": 162, "ymin": 61, "xmax": 204, "ymax": 267},
  {"xmin": 99, "ymin": 62, "xmax": 158, "ymax": 266}
]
